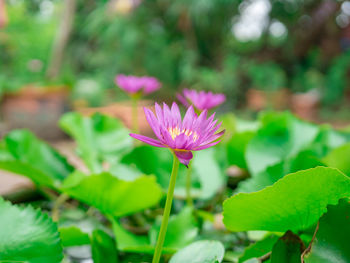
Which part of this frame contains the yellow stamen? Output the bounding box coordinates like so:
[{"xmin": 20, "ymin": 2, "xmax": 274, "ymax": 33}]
[{"xmin": 168, "ymin": 126, "xmax": 199, "ymax": 142}]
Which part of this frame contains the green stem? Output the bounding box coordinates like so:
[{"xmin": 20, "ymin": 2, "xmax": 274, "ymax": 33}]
[
  {"xmin": 132, "ymin": 97, "xmax": 140, "ymax": 134},
  {"xmin": 52, "ymin": 193, "xmax": 70, "ymax": 222},
  {"xmin": 152, "ymin": 155, "xmax": 180, "ymax": 263},
  {"xmin": 186, "ymin": 161, "xmax": 193, "ymax": 207}
]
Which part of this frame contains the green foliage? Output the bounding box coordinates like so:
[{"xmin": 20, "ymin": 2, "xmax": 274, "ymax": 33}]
[
  {"xmin": 227, "ymin": 130, "xmax": 255, "ymax": 169},
  {"xmin": 59, "ymin": 112, "xmax": 132, "ymax": 173},
  {"xmin": 305, "ymin": 200, "xmax": 350, "ymax": 263},
  {"xmin": 246, "ymin": 112, "xmax": 318, "ymax": 176},
  {"xmin": 59, "ymin": 226, "xmax": 90, "ymax": 247},
  {"xmin": 323, "ymin": 143, "xmax": 350, "ymax": 176},
  {"xmin": 91, "ymin": 229, "xmax": 119, "ymax": 263},
  {"xmin": 150, "ymin": 207, "xmax": 198, "ymax": 250},
  {"xmin": 0, "ymin": 129, "xmax": 74, "ymax": 188},
  {"xmin": 1, "ymin": 110, "xmax": 349, "ymax": 262},
  {"xmin": 112, "ymin": 219, "xmax": 152, "ymax": 253},
  {"xmin": 112, "ymin": 207, "xmax": 198, "ymax": 254},
  {"xmin": 122, "ymin": 145, "xmax": 226, "ymax": 200},
  {"xmin": 0, "ymin": 197, "xmax": 63, "ymax": 262},
  {"xmin": 270, "ymin": 231, "xmax": 303, "ymax": 263},
  {"xmin": 61, "ymin": 171, "xmax": 163, "ymax": 217},
  {"xmin": 169, "ymin": 240, "xmax": 225, "ymax": 263},
  {"xmin": 223, "ymin": 167, "xmax": 350, "ymax": 232},
  {"xmin": 0, "ymin": 1, "xmax": 59, "ymax": 92},
  {"xmin": 233, "ymin": 112, "xmax": 350, "ymax": 193},
  {"xmin": 247, "ymin": 62, "xmax": 286, "ymax": 91},
  {"xmin": 239, "ymin": 235, "xmax": 280, "ymax": 263}
]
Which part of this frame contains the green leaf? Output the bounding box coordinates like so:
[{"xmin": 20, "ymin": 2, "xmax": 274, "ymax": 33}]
[
  {"xmin": 112, "ymin": 207, "xmax": 197, "ymax": 254},
  {"xmin": 61, "ymin": 171, "xmax": 163, "ymax": 217},
  {"xmin": 169, "ymin": 240, "xmax": 225, "ymax": 263},
  {"xmin": 0, "ymin": 197, "xmax": 63, "ymax": 262},
  {"xmin": 112, "ymin": 219, "xmax": 153, "ymax": 253},
  {"xmin": 59, "ymin": 112, "xmax": 132, "ymax": 173},
  {"xmin": 91, "ymin": 229, "xmax": 118, "ymax": 263},
  {"xmin": 122, "ymin": 145, "xmax": 225, "ymax": 200},
  {"xmin": 227, "ymin": 131, "xmax": 255, "ymax": 169},
  {"xmin": 236, "ymin": 151, "xmax": 324, "ymax": 193},
  {"xmin": 246, "ymin": 112, "xmax": 318, "ymax": 175},
  {"xmin": 305, "ymin": 200, "xmax": 350, "ymax": 263},
  {"xmin": 323, "ymin": 142, "xmax": 350, "ymax": 176},
  {"xmin": 246, "ymin": 112, "xmax": 318, "ymax": 176},
  {"xmin": 238, "ymin": 123, "xmax": 350, "ymax": 194},
  {"xmin": 270, "ymin": 231, "xmax": 304, "ymax": 263},
  {"xmin": 59, "ymin": 226, "xmax": 90, "ymax": 247},
  {"xmin": 121, "ymin": 145, "xmax": 174, "ymax": 188},
  {"xmin": 190, "ymin": 148, "xmax": 226, "ymax": 200},
  {"xmin": 223, "ymin": 167, "xmax": 350, "ymax": 232},
  {"xmin": 150, "ymin": 207, "xmax": 198, "ymax": 250},
  {"xmin": 0, "ymin": 130, "xmax": 74, "ymax": 188},
  {"xmin": 239, "ymin": 235, "xmax": 279, "ymax": 263}
]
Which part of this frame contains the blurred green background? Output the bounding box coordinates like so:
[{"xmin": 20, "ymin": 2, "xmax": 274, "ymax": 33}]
[{"xmin": 1, "ymin": 0, "xmax": 350, "ymax": 122}]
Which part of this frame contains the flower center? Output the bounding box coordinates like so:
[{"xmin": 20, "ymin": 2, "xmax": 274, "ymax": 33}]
[{"xmin": 168, "ymin": 126, "xmax": 199, "ymax": 142}]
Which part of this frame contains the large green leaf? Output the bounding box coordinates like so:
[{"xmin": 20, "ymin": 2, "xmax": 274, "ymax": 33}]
[
  {"xmin": 0, "ymin": 197, "xmax": 63, "ymax": 262},
  {"xmin": 169, "ymin": 240, "xmax": 225, "ymax": 263},
  {"xmin": 61, "ymin": 171, "xmax": 163, "ymax": 217},
  {"xmin": 305, "ymin": 200, "xmax": 350, "ymax": 263},
  {"xmin": 59, "ymin": 112, "xmax": 132, "ymax": 173},
  {"xmin": 223, "ymin": 167, "xmax": 350, "ymax": 232},
  {"xmin": 0, "ymin": 130, "xmax": 74, "ymax": 188}
]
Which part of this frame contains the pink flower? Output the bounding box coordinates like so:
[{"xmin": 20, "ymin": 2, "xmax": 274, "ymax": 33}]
[
  {"xmin": 177, "ymin": 89, "xmax": 226, "ymax": 111},
  {"xmin": 130, "ymin": 102, "xmax": 225, "ymax": 166},
  {"xmin": 115, "ymin": 74, "xmax": 161, "ymax": 95}
]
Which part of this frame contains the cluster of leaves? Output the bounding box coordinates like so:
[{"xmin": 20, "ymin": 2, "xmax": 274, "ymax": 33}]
[{"xmin": 0, "ymin": 110, "xmax": 350, "ymax": 262}]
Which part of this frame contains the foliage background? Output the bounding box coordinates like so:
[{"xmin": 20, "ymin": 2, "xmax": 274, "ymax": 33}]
[{"xmin": 1, "ymin": 0, "xmax": 350, "ymax": 110}]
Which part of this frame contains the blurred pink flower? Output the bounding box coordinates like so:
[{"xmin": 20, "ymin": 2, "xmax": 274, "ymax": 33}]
[
  {"xmin": 130, "ymin": 102, "xmax": 225, "ymax": 166},
  {"xmin": 177, "ymin": 89, "xmax": 226, "ymax": 111},
  {"xmin": 115, "ymin": 74, "xmax": 161, "ymax": 95}
]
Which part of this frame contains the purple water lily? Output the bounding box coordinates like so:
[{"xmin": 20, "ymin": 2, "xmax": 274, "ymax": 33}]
[
  {"xmin": 130, "ymin": 102, "xmax": 225, "ymax": 166},
  {"xmin": 177, "ymin": 89, "xmax": 226, "ymax": 111},
  {"xmin": 115, "ymin": 74, "xmax": 161, "ymax": 95}
]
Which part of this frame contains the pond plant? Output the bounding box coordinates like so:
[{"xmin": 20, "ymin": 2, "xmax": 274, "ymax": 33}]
[
  {"xmin": 0, "ymin": 85, "xmax": 350, "ymax": 263},
  {"xmin": 130, "ymin": 102, "xmax": 225, "ymax": 263}
]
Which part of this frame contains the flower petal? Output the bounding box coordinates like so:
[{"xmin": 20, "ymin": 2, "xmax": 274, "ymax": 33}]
[
  {"xmin": 154, "ymin": 102, "xmax": 164, "ymax": 122},
  {"xmin": 182, "ymin": 105, "xmax": 196, "ymax": 129},
  {"xmin": 171, "ymin": 102, "xmax": 181, "ymax": 125},
  {"xmin": 129, "ymin": 133, "xmax": 165, "ymax": 148},
  {"xmin": 177, "ymin": 93, "xmax": 189, "ymax": 108},
  {"xmin": 173, "ymin": 150, "xmax": 193, "ymax": 166},
  {"xmin": 193, "ymin": 140, "xmax": 222, "ymax": 151},
  {"xmin": 144, "ymin": 107, "xmax": 162, "ymax": 139},
  {"xmin": 200, "ymin": 129, "xmax": 225, "ymax": 145}
]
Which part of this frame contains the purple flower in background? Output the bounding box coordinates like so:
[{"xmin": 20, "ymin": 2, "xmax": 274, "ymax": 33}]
[
  {"xmin": 177, "ymin": 89, "xmax": 226, "ymax": 111},
  {"xmin": 115, "ymin": 74, "xmax": 161, "ymax": 96},
  {"xmin": 130, "ymin": 102, "xmax": 225, "ymax": 166}
]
